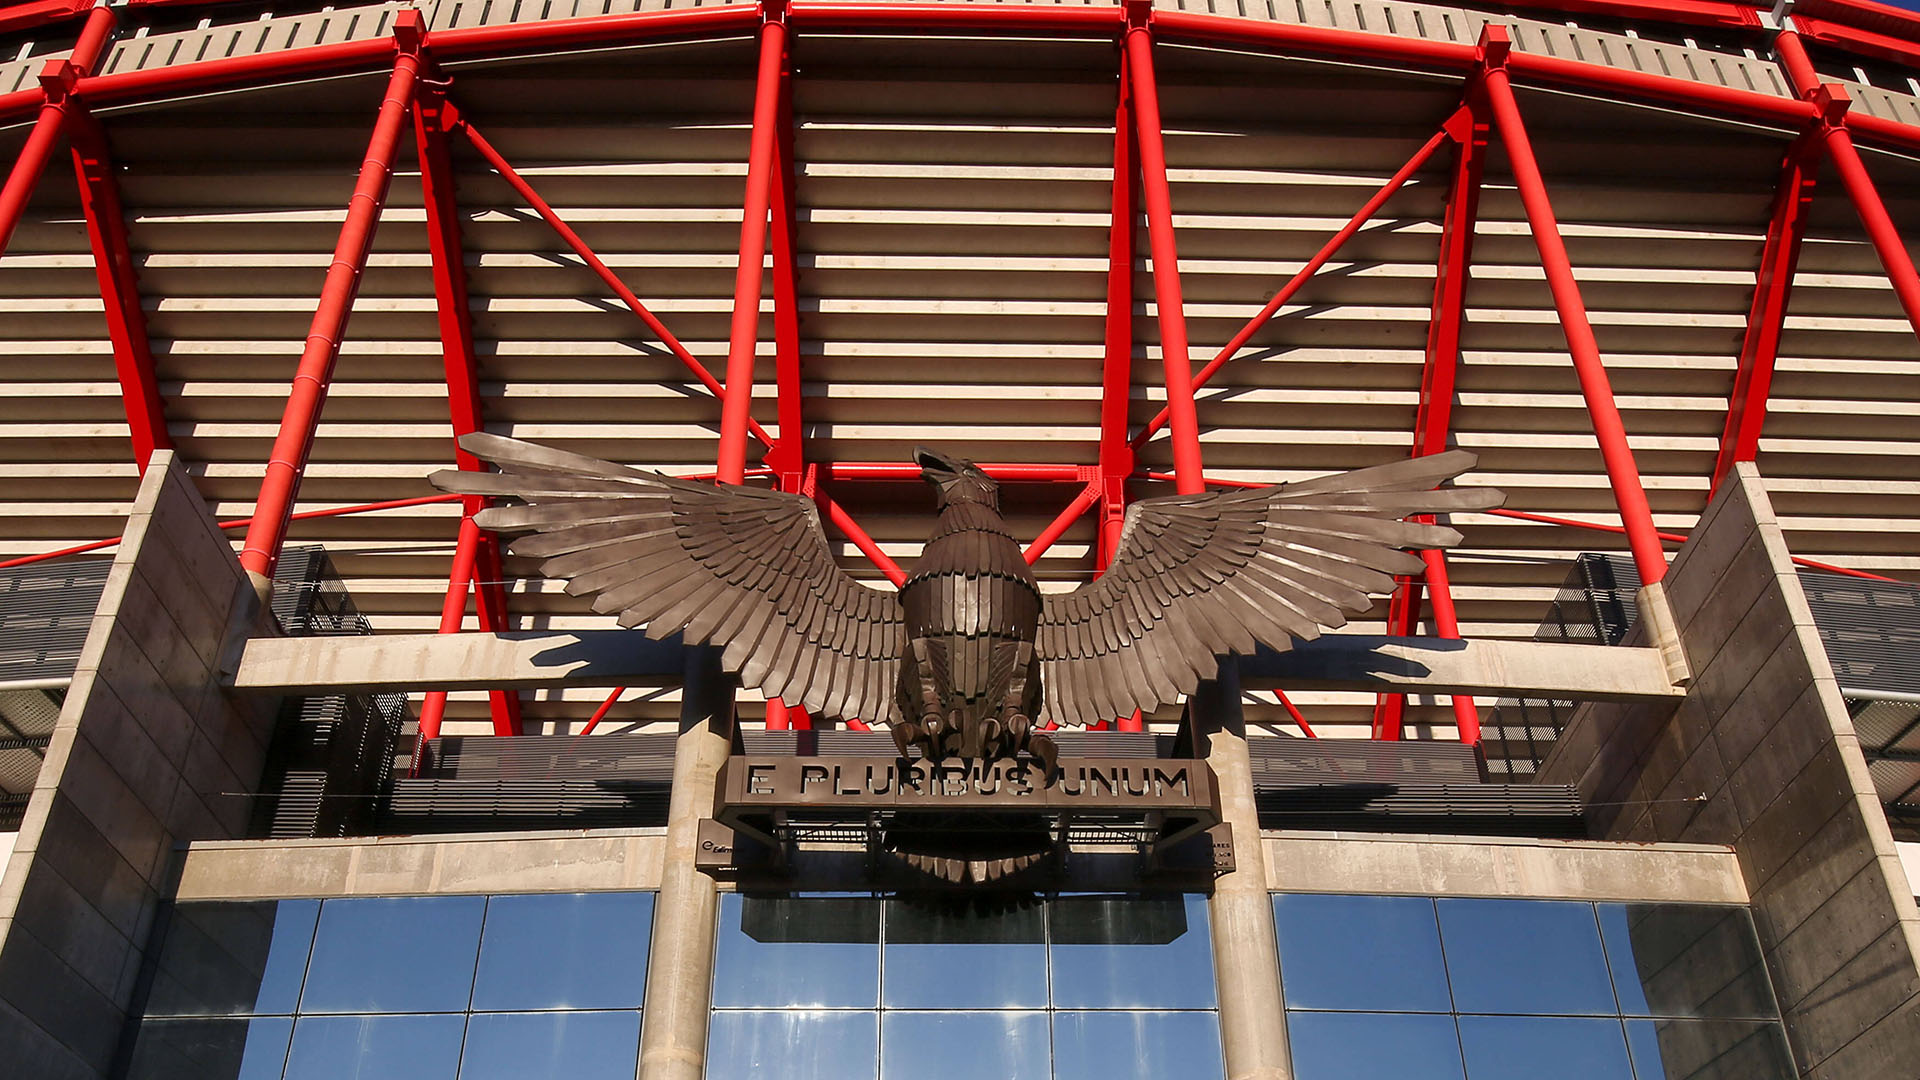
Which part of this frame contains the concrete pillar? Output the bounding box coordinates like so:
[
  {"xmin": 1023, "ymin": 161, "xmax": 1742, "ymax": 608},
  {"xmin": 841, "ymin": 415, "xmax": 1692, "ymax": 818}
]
[
  {"xmin": 1192, "ymin": 670, "xmax": 1292, "ymax": 1080},
  {"xmin": 637, "ymin": 650, "xmax": 734, "ymax": 1080}
]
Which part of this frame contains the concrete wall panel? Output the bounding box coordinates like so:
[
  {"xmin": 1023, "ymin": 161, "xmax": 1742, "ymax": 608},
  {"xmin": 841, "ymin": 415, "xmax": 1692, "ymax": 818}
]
[
  {"xmin": 1540, "ymin": 464, "xmax": 1920, "ymax": 1078},
  {"xmin": 0, "ymin": 452, "xmax": 277, "ymax": 1079}
]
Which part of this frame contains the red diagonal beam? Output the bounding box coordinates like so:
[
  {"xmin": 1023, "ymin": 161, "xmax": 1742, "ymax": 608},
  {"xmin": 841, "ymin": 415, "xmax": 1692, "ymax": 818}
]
[
  {"xmin": 1128, "ymin": 117, "xmax": 1457, "ymax": 453},
  {"xmin": 0, "ymin": 3, "xmax": 115, "ymax": 257},
  {"xmin": 68, "ymin": 111, "xmax": 170, "ymax": 473},
  {"xmin": 1712, "ymin": 132, "xmax": 1820, "ymax": 495},
  {"xmin": 239, "ymin": 16, "xmax": 424, "ymax": 591},
  {"xmin": 415, "ymin": 85, "xmax": 522, "ymax": 741},
  {"xmin": 1774, "ymin": 32, "xmax": 1920, "ymax": 343},
  {"xmin": 1374, "ymin": 98, "xmax": 1488, "ymax": 743},
  {"xmin": 1479, "ymin": 26, "xmax": 1667, "ymax": 587}
]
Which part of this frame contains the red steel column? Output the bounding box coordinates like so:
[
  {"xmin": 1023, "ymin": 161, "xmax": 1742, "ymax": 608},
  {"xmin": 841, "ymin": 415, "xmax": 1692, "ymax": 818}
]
[
  {"xmin": 1712, "ymin": 133, "xmax": 1819, "ymax": 493},
  {"xmin": 766, "ymin": 28, "xmax": 805, "ymax": 492},
  {"xmin": 414, "ymin": 515, "xmax": 484, "ymax": 758},
  {"xmin": 239, "ymin": 18, "xmax": 424, "ymax": 592},
  {"xmin": 0, "ymin": 3, "xmax": 115, "ymax": 257},
  {"xmin": 1099, "ymin": 62, "xmax": 1137, "ymax": 570},
  {"xmin": 1103, "ymin": 64, "xmax": 1144, "ymax": 732},
  {"xmin": 416, "ymin": 84, "xmax": 522, "ymax": 738},
  {"xmin": 68, "ymin": 112, "xmax": 170, "ymax": 472},
  {"xmin": 717, "ymin": 1, "xmax": 789, "ymax": 485},
  {"xmin": 1375, "ymin": 100, "xmax": 1486, "ymax": 742},
  {"xmin": 1773, "ymin": 32, "xmax": 1920, "ymax": 341},
  {"xmin": 1479, "ymin": 27, "xmax": 1667, "ymax": 586},
  {"xmin": 1124, "ymin": 1, "xmax": 1203, "ymax": 496}
]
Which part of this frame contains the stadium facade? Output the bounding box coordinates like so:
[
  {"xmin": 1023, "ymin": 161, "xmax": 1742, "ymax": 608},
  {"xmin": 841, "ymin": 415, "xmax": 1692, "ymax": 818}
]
[{"xmin": 0, "ymin": 0, "xmax": 1918, "ymax": 1078}]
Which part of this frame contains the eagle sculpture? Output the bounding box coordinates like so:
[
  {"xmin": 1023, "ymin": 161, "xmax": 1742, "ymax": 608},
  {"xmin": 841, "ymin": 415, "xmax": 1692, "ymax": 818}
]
[{"xmin": 433, "ymin": 435, "xmax": 1502, "ymax": 768}]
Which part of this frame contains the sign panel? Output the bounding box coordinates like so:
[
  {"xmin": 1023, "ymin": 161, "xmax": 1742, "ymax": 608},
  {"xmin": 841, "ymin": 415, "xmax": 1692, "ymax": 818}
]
[{"xmin": 715, "ymin": 755, "xmax": 1219, "ymax": 822}]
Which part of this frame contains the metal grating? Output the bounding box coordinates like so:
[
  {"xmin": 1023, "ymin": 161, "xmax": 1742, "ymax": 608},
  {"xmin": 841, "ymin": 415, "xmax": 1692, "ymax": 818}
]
[
  {"xmin": 1803, "ymin": 572, "xmax": 1920, "ymax": 699},
  {"xmin": 0, "ymin": 557, "xmax": 110, "ymax": 683},
  {"xmin": 1482, "ymin": 553, "xmax": 1641, "ymax": 778},
  {"xmin": 250, "ymin": 546, "xmax": 408, "ymax": 838}
]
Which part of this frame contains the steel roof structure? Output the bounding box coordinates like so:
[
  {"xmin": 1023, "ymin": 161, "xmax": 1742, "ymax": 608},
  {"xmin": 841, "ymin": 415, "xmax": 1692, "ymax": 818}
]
[{"xmin": 0, "ymin": 0, "xmax": 1916, "ymax": 742}]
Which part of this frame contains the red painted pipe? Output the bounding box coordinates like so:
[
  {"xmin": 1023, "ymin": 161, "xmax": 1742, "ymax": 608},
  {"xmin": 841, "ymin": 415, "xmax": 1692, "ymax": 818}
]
[
  {"xmin": 25, "ymin": 5, "xmax": 1920, "ymax": 161},
  {"xmin": 239, "ymin": 46, "xmax": 421, "ymax": 587},
  {"xmin": 1418, "ymin": 547, "xmax": 1481, "ymax": 743},
  {"xmin": 1821, "ymin": 120, "xmax": 1920, "ymax": 340},
  {"xmin": 825, "ymin": 496, "xmax": 906, "ymax": 586},
  {"xmin": 1130, "ymin": 118, "xmax": 1457, "ymax": 451},
  {"xmin": 576, "ymin": 686, "xmax": 626, "ymax": 739},
  {"xmin": 1024, "ymin": 480, "xmax": 1101, "ymax": 564},
  {"xmin": 1772, "ymin": 32, "xmax": 1920, "ymax": 341},
  {"xmin": 0, "ymin": 492, "xmax": 465, "ymax": 571},
  {"xmin": 1271, "ymin": 689, "xmax": 1316, "ymax": 738},
  {"xmin": 718, "ymin": 14, "xmax": 789, "ymax": 485},
  {"xmin": 456, "ymin": 116, "xmax": 775, "ymax": 450},
  {"xmin": 415, "ymin": 514, "xmax": 484, "ymax": 747},
  {"xmin": 1124, "ymin": 13, "xmax": 1204, "ymax": 496},
  {"xmin": 1480, "ymin": 57, "xmax": 1667, "ymax": 586},
  {"xmin": 0, "ymin": 4, "xmax": 116, "ymax": 257}
]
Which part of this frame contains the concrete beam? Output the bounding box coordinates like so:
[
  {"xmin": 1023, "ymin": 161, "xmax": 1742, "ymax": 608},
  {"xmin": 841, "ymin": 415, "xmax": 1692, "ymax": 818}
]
[{"xmin": 230, "ymin": 630, "xmax": 1682, "ymax": 702}]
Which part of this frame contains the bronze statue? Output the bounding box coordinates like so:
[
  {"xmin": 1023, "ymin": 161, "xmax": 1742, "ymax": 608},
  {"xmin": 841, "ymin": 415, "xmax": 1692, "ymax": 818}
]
[{"xmin": 433, "ymin": 435, "xmax": 1502, "ymax": 767}]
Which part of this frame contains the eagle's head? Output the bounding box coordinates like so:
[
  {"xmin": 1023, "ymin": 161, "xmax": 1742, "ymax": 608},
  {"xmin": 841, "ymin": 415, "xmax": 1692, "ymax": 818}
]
[{"xmin": 915, "ymin": 447, "xmax": 999, "ymax": 510}]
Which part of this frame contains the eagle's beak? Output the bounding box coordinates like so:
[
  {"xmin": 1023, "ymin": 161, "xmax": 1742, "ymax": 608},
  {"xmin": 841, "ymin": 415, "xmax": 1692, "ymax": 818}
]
[{"xmin": 913, "ymin": 446, "xmax": 962, "ymax": 479}]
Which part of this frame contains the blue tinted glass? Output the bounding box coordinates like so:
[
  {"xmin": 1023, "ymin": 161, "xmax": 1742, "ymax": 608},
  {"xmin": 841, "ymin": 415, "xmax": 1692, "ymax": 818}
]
[
  {"xmin": 283, "ymin": 1014, "xmax": 466, "ymax": 1080},
  {"xmin": 706, "ymin": 1010, "xmax": 878, "ymax": 1080},
  {"xmin": 1050, "ymin": 894, "xmax": 1216, "ymax": 1008},
  {"xmin": 299, "ymin": 896, "xmax": 485, "ymax": 1014},
  {"xmin": 144, "ymin": 901, "xmax": 319, "ymax": 1016},
  {"xmin": 1274, "ymin": 894, "xmax": 1451, "ymax": 1012},
  {"xmin": 1598, "ymin": 904, "xmax": 1777, "ymax": 1020},
  {"xmin": 122, "ymin": 1017, "xmax": 293, "ymax": 1080},
  {"xmin": 458, "ymin": 1011, "xmax": 642, "ymax": 1080},
  {"xmin": 1437, "ymin": 899, "xmax": 1617, "ymax": 1015},
  {"xmin": 1457, "ymin": 1015, "xmax": 1633, "ymax": 1080},
  {"xmin": 881, "ymin": 898, "xmax": 1045, "ymax": 1008},
  {"xmin": 1286, "ymin": 1012, "xmax": 1465, "ymax": 1080},
  {"xmin": 1053, "ymin": 1011, "xmax": 1225, "ymax": 1080},
  {"xmin": 879, "ymin": 1011, "xmax": 1048, "ymax": 1080},
  {"xmin": 472, "ymin": 892, "xmax": 652, "ymax": 1011},
  {"xmin": 712, "ymin": 894, "xmax": 880, "ymax": 1008},
  {"xmin": 1624, "ymin": 1018, "xmax": 1796, "ymax": 1080}
]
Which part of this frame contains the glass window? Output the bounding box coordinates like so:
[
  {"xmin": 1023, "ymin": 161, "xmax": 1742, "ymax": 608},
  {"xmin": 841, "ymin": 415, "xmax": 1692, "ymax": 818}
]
[
  {"xmin": 1436, "ymin": 899, "xmax": 1618, "ymax": 1016},
  {"xmin": 1052, "ymin": 1010, "xmax": 1225, "ymax": 1080},
  {"xmin": 457, "ymin": 1011, "xmax": 642, "ymax": 1080},
  {"xmin": 1049, "ymin": 894, "xmax": 1217, "ymax": 1008},
  {"xmin": 1598, "ymin": 904, "xmax": 1777, "ymax": 1020},
  {"xmin": 121, "ymin": 1017, "xmax": 294, "ymax": 1080},
  {"xmin": 881, "ymin": 898, "xmax": 1046, "ymax": 1009},
  {"xmin": 1456, "ymin": 1016, "xmax": 1634, "ymax": 1080},
  {"xmin": 143, "ymin": 901, "xmax": 319, "ymax": 1017},
  {"xmin": 298, "ymin": 896, "xmax": 486, "ymax": 1014},
  {"xmin": 879, "ymin": 1011, "xmax": 1048, "ymax": 1080},
  {"xmin": 706, "ymin": 1010, "xmax": 879, "ymax": 1080},
  {"xmin": 713, "ymin": 894, "xmax": 880, "ymax": 1008},
  {"xmin": 471, "ymin": 892, "xmax": 652, "ymax": 1011},
  {"xmin": 1273, "ymin": 894, "xmax": 1451, "ymax": 1012},
  {"xmin": 1286, "ymin": 1011, "xmax": 1465, "ymax": 1080},
  {"xmin": 1624, "ymin": 1018, "xmax": 1796, "ymax": 1080},
  {"xmin": 282, "ymin": 1014, "xmax": 467, "ymax": 1080}
]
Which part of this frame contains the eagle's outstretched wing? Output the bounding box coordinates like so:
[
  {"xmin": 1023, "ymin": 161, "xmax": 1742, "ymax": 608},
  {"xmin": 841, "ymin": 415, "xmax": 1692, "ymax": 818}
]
[
  {"xmin": 432, "ymin": 433, "xmax": 906, "ymax": 724},
  {"xmin": 1035, "ymin": 450, "xmax": 1503, "ymax": 727}
]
